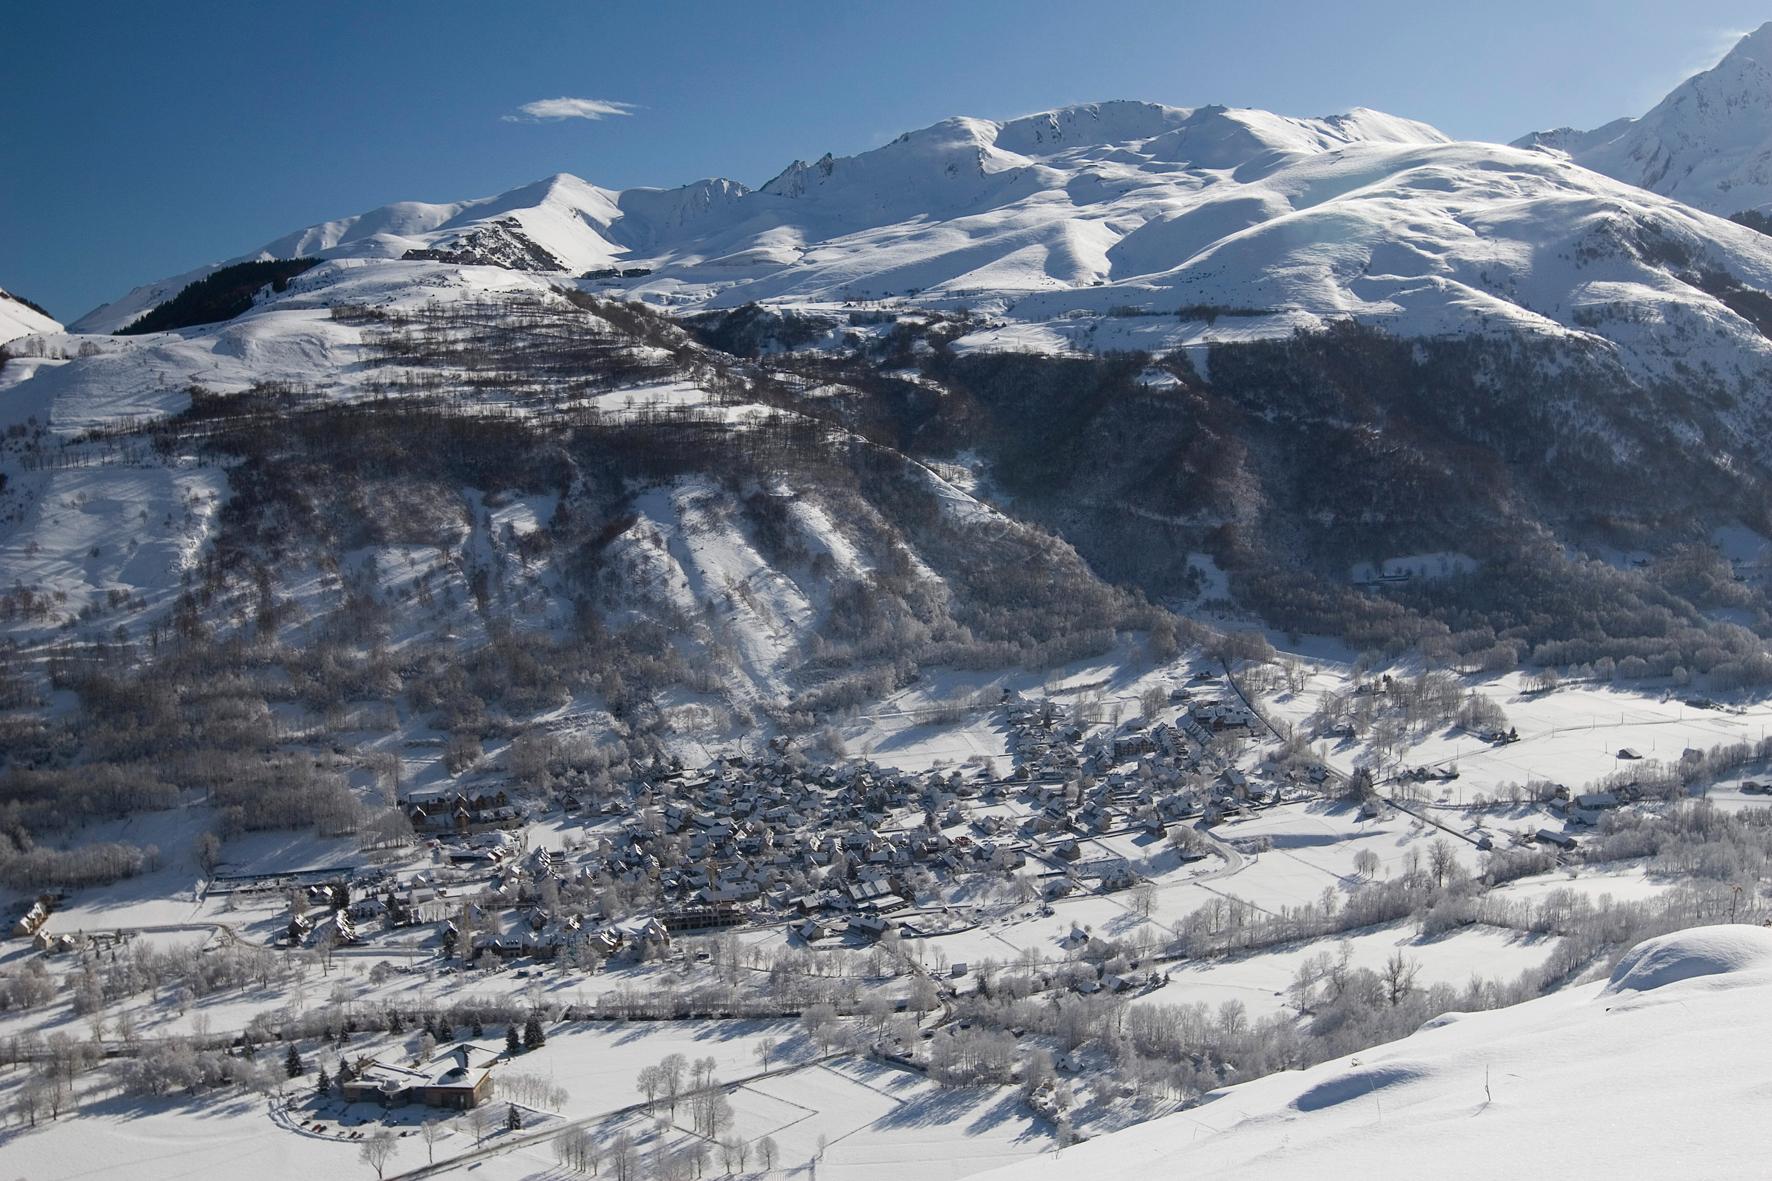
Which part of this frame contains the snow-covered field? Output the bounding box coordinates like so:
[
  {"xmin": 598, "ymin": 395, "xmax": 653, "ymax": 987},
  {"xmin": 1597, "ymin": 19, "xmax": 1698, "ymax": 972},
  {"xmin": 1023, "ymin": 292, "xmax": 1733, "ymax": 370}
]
[
  {"xmin": 0, "ymin": 1090, "xmax": 369, "ymax": 1181},
  {"xmin": 1254, "ymin": 662, "xmax": 1772, "ymax": 800},
  {"xmin": 981, "ymin": 926, "xmax": 1772, "ymax": 1181},
  {"xmin": 728, "ymin": 1057, "xmax": 1051, "ymax": 1181},
  {"xmin": 1150, "ymin": 920, "xmax": 1559, "ymax": 1016},
  {"xmin": 0, "ymin": 1014, "xmax": 1052, "ymax": 1181}
]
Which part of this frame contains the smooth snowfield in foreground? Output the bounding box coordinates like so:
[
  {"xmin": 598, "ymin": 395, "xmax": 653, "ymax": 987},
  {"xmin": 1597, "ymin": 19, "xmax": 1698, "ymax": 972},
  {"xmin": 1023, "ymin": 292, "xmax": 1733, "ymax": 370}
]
[{"xmin": 982, "ymin": 925, "xmax": 1772, "ymax": 1180}]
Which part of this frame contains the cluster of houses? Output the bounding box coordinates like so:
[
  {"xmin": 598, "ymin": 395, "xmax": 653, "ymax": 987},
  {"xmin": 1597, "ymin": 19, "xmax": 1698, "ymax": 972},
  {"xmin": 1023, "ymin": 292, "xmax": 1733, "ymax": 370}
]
[
  {"xmin": 1003, "ymin": 688, "xmax": 1308, "ymax": 844},
  {"xmin": 10, "ymin": 895, "xmax": 54, "ymax": 939},
  {"xmin": 7, "ymin": 894, "xmax": 96, "ymax": 954},
  {"xmin": 403, "ymin": 787, "xmax": 519, "ymax": 835},
  {"xmin": 441, "ymin": 755, "xmax": 1022, "ymax": 956},
  {"xmin": 5, "ymin": 891, "xmax": 128, "ymax": 956},
  {"xmin": 208, "ymin": 681, "xmax": 1328, "ymax": 972}
]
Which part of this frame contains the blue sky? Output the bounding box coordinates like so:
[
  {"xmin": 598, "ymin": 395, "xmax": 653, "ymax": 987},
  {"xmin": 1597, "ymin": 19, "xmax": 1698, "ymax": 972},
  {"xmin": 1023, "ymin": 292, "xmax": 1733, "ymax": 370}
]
[{"xmin": 5, "ymin": 0, "xmax": 1768, "ymax": 321}]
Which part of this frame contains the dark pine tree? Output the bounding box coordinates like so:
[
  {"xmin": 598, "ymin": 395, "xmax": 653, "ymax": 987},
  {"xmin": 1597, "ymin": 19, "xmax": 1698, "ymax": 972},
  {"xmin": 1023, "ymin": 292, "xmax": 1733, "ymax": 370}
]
[
  {"xmin": 506, "ymin": 1104, "xmax": 522, "ymax": 1132},
  {"xmin": 523, "ymin": 1015, "xmax": 545, "ymax": 1051},
  {"xmin": 315, "ymin": 1067, "xmax": 331, "ymax": 1097},
  {"xmin": 285, "ymin": 1044, "xmax": 304, "ymax": 1078},
  {"xmin": 506, "ymin": 1026, "xmax": 521, "ymax": 1055}
]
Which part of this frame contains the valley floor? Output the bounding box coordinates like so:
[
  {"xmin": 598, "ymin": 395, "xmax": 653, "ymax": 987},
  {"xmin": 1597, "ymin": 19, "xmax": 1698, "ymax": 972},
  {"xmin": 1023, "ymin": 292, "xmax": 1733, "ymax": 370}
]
[{"xmin": 2, "ymin": 645, "xmax": 1768, "ymax": 1180}]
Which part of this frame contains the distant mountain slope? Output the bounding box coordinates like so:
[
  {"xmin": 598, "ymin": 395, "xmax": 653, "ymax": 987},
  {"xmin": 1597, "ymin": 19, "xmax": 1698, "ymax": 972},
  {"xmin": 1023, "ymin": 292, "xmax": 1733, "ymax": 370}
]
[
  {"xmin": 0, "ymin": 285, "xmax": 60, "ymax": 344},
  {"xmin": 1516, "ymin": 23, "xmax": 1772, "ymax": 217},
  {"xmin": 981, "ymin": 926, "xmax": 1772, "ymax": 1181},
  {"xmin": 69, "ymin": 98, "xmax": 1772, "ymax": 393}
]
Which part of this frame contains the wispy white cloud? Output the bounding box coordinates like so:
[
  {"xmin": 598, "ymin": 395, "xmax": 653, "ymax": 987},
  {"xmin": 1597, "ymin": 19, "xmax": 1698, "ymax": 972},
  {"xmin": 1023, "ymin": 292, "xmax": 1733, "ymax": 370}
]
[{"xmin": 504, "ymin": 96, "xmax": 638, "ymax": 123}]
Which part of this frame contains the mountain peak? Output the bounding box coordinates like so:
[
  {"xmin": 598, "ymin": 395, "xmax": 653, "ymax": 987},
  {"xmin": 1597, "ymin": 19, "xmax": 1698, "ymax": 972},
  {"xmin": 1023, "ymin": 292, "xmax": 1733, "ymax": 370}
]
[
  {"xmin": 1725, "ymin": 20, "xmax": 1772, "ymax": 62},
  {"xmin": 1515, "ymin": 25, "xmax": 1772, "ymax": 215},
  {"xmin": 1683, "ymin": 21, "xmax": 1772, "ymax": 91},
  {"xmin": 992, "ymin": 101, "xmax": 1196, "ymax": 153},
  {"xmin": 757, "ymin": 100, "xmax": 1446, "ymax": 208}
]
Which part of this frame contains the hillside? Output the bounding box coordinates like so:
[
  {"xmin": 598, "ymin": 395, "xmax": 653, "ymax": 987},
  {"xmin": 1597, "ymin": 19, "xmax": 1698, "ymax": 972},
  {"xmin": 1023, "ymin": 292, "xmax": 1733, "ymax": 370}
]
[
  {"xmin": 16, "ymin": 100, "xmax": 1772, "ymax": 736},
  {"xmin": 981, "ymin": 926, "xmax": 1772, "ymax": 1181},
  {"xmin": 0, "ymin": 266, "xmax": 1172, "ymax": 844},
  {"xmin": 0, "ymin": 284, "xmax": 60, "ymax": 344},
  {"xmin": 1516, "ymin": 23, "xmax": 1772, "ymax": 219}
]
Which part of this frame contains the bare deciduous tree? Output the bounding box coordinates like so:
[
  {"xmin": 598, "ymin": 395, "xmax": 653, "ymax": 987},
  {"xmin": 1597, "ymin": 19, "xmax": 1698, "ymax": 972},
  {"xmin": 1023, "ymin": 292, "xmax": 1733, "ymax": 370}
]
[
  {"xmin": 1428, "ymin": 838, "xmax": 1459, "ymax": 889},
  {"xmin": 360, "ymin": 1129, "xmax": 396, "ymax": 1180},
  {"xmin": 420, "ymin": 1118, "xmax": 446, "ymax": 1163},
  {"xmin": 1381, "ymin": 951, "xmax": 1419, "ymax": 1006}
]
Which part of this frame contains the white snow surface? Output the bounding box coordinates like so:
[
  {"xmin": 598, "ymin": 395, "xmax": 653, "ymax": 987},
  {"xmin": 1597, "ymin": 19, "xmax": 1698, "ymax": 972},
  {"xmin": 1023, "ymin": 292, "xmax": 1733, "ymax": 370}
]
[
  {"xmin": 0, "ymin": 285, "xmax": 61, "ymax": 344},
  {"xmin": 1603, "ymin": 924, "xmax": 1772, "ymax": 994},
  {"xmin": 1516, "ymin": 23, "xmax": 1772, "ymax": 217},
  {"xmin": 982, "ymin": 925, "xmax": 1772, "ymax": 1181}
]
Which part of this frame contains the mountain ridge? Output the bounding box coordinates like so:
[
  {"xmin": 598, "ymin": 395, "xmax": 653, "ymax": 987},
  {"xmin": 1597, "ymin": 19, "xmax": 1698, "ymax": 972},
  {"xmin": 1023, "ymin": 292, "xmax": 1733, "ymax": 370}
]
[
  {"xmin": 1515, "ymin": 22, "xmax": 1772, "ymax": 217},
  {"xmin": 57, "ymin": 95, "xmax": 1772, "ymax": 406},
  {"xmin": 67, "ymin": 100, "xmax": 1451, "ymax": 332}
]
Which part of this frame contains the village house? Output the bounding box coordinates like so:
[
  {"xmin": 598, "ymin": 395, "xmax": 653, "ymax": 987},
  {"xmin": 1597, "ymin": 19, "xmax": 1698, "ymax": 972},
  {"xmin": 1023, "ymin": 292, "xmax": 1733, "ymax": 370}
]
[{"xmin": 11, "ymin": 896, "xmax": 53, "ymax": 938}]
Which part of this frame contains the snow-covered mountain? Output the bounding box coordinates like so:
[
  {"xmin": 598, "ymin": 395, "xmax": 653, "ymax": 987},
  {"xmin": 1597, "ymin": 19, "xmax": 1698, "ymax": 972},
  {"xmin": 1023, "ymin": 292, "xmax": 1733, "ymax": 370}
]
[
  {"xmin": 0, "ymin": 285, "xmax": 60, "ymax": 345},
  {"xmin": 982, "ymin": 926, "xmax": 1772, "ymax": 1181},
  {"xmin": 22, "ymin": 96, "xmax": 1772, "ymax": 724},
  {"xmin": 2, "ymin": 262, "xmax": 1154, "ymax": 732},
  {"xmin": 73, "ymin": 97, "xmax": 1772, "ymax": 389},
  {"xmin": 1516, "ymin": 23, "xmax": 1772, "ymax": 218},
  {"xmin": 78, "ymin": 102, "xmax": 1455, "ymax": 329}
]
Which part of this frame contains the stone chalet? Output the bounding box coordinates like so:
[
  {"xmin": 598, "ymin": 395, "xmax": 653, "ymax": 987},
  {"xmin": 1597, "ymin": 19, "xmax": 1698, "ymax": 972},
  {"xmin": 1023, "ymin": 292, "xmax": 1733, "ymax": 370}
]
[
  {"xmin": 403, "ymin": 787, "xmax": 513, "ymax": 833},
  {"xmin": 341, "ymin": 1044, "xmax": 496, "ymax": 1110}
]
